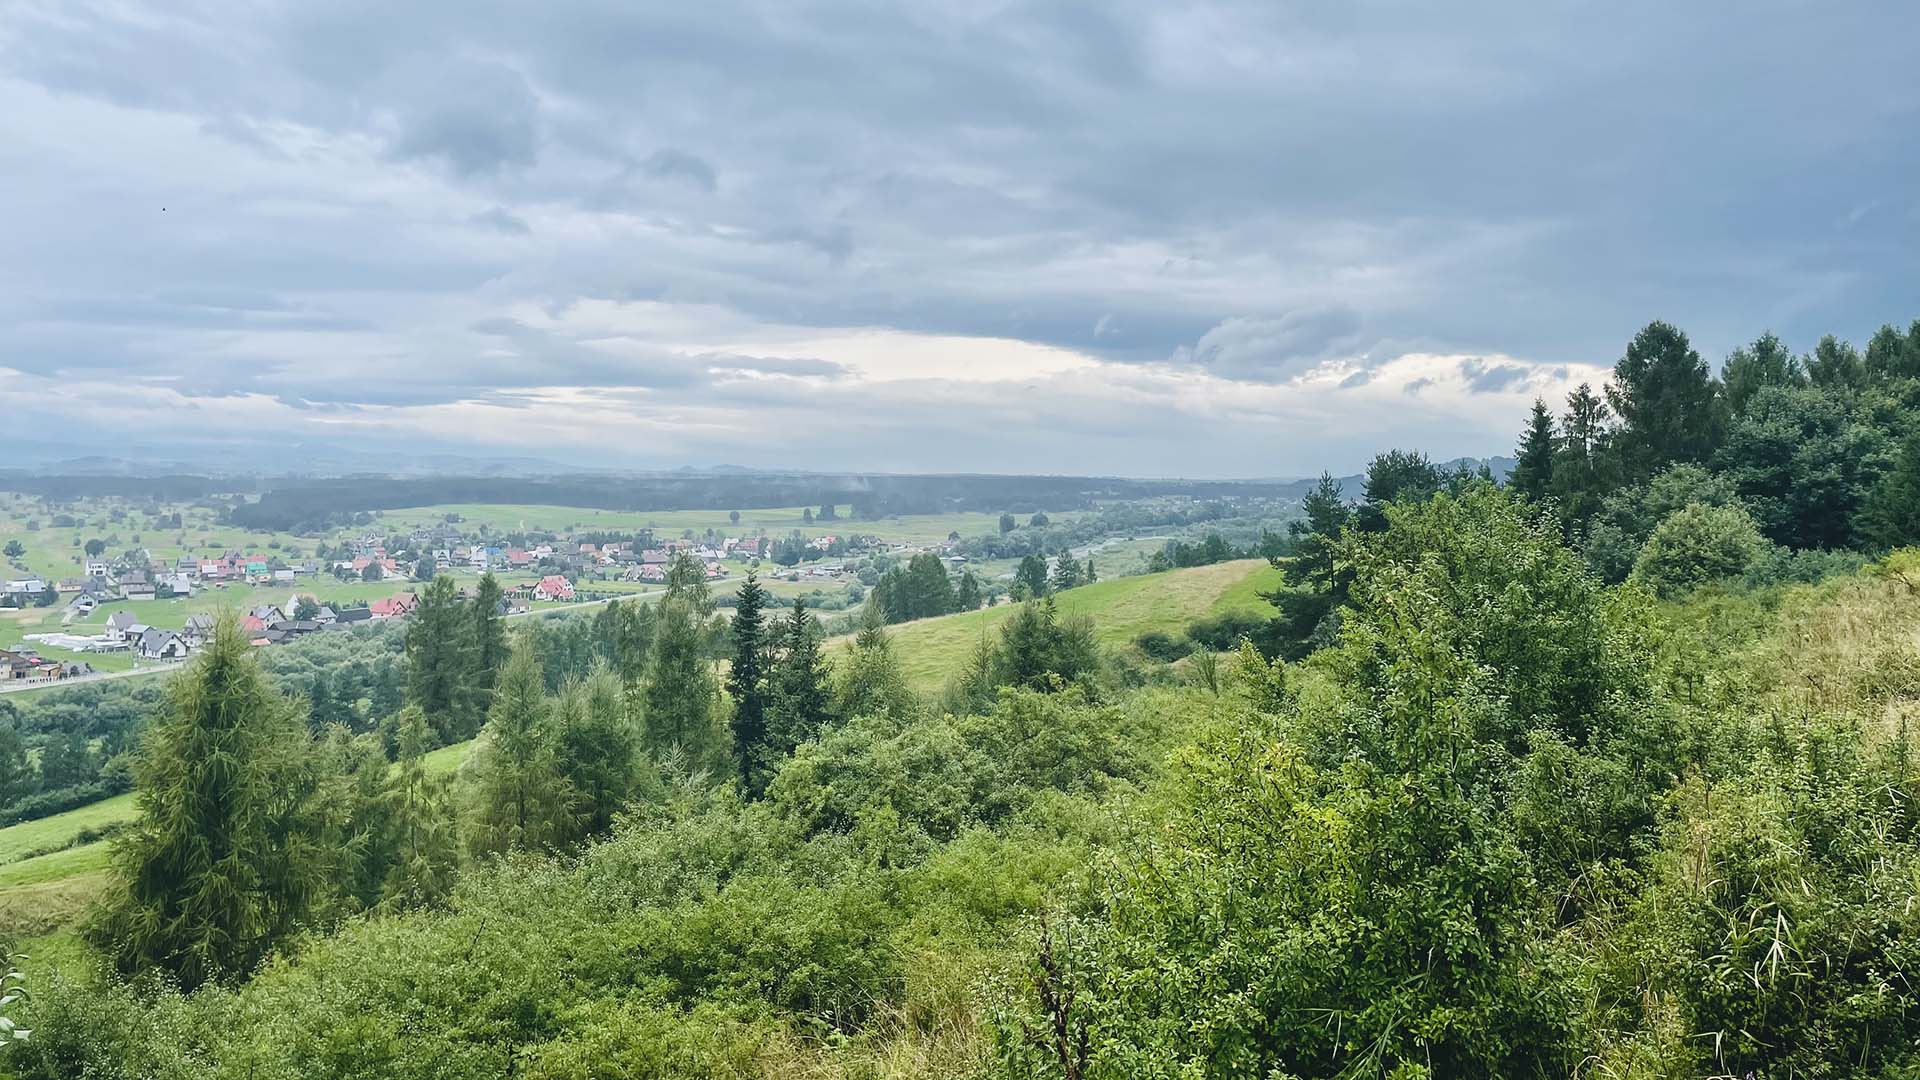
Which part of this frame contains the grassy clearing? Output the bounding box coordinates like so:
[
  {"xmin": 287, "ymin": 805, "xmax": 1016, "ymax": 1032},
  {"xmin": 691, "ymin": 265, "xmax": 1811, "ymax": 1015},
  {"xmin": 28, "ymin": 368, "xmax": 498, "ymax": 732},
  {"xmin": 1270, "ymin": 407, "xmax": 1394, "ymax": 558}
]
[
  {"xmin": 838, "ymin": 559, "xmax": 1282, "ymax": 692},
  {"xmin": 0, "ymin": 794, "xmax": 136, "ymax": 866}
]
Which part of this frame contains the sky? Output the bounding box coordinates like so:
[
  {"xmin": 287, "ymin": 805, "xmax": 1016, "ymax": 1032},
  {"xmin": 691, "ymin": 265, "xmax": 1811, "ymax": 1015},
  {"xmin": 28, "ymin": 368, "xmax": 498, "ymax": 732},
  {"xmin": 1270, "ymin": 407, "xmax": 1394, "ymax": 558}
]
[{"xmin": 2, "ymin": 1, "xmax": 1917, "ymax": 478}]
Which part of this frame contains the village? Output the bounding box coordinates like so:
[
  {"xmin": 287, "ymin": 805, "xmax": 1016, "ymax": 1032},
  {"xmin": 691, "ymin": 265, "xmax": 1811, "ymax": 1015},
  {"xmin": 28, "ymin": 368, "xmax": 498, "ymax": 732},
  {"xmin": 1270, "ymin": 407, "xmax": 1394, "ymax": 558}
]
[{"xmin": 1, "ymin": 512, "xmax": 943, "ymax": 686}]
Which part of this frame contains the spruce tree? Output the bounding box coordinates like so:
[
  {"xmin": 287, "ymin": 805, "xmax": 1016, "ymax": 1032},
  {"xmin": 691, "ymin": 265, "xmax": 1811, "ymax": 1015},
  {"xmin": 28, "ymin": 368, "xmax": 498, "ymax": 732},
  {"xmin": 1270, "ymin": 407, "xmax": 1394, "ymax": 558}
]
[
  {"xmin": 1550, "ymin": 382, "xmax": 1614, "ymax": 532},
  {"xmin": 767, "ymin": 600, "xmax": 834, "ymax": 758},
  {"xmin": 468, "ymin": 638, "xmax": 570, "ymax": 855},
  {"xmin": 1051, "ymin": 551, "xmax": 1083, "ymax": 591},
  {"xmin": 726, "ymin": 570, "xmax": 773, "ymax": 794},
  {"xmin": 1606, "ymin": 320, "xmax": 1723, "ymax": 479},
  {"xmin": 1015, "ymin": 554, "xmax": 1050, "ymax": 598},
  {"xmin": 955, "ymin": 569, "xmax": 983, "ymax": 611},
  {"xmin": 90, "ymin": 613, "xmax": 332, "ymax": 989},
  {"xmin": 643, "ymin": 594, "xmax": 721, "ymax": 763},
  {"xmin": 1507, "ymin": 400, "xmax": 1557, "ymax": 504},
  {"xmin": 1085, "ymin": 558, "xmax": 1097, "ymax": 583}
]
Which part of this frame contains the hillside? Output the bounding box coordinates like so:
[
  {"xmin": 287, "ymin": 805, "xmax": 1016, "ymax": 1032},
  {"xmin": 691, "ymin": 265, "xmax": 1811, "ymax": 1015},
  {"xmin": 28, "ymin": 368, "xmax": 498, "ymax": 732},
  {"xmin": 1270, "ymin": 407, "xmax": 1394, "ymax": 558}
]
[{"xmin": 838, "ymin": 558, "xmax": 1282, "ymax": 691}]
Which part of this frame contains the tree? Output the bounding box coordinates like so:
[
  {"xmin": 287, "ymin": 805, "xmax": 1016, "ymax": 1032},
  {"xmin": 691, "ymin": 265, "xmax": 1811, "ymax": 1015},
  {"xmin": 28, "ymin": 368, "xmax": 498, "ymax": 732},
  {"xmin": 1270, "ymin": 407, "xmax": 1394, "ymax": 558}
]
[
  {"xmin": 803, "ymin": 507, "xmax": 814, "ymax": 524},
  {"xmin": 1857, "ymin": 425, "xmax": 1920, "ymax": 550},
  {"xmin": 1507, "ymin": 399, "xmax": 1557, "ymax": 504},
  {"xmin": 1, "ymin": 540, "xmax": 21, "ymax": 559},
  {"xmin": 1084, "ymin": 558, "xmax": 1096, "ymax": 583},
  {"xmin": 766, "ymin": 600, "xmax": 833, "ymax": 758},
  {"xmin": 835, "ymin": 605, "xmax": 917, "ymax": 724},
  {"xmin": 1865, "ymin": 322, "xmax": 1920, "ymax": 382},
  {"xmin": 1355, "ymin": 449, "xmax": 1442, "ymax": 532},
  {"xmin": 999, "ymin": 512, "xmax": 1017, "ymax": 534},
  {"xmin": 1715, "ymin": 385, "xmax": 1889, "ymax": 549},
  {"xmin": 360, "ymin": 562, "xmax": 382, "ymax": 582},
  {"xmin": 818, "ymin": 502, "xmax": 838, "ymax": 521},
  {"xmin": 1015, "ymin": 554, "xmax": 1050, "ymax": 599},
  {"xmin": 1551, "ymin": 381, "xmax": 1615, "ymax": 531},
  {"xmin": 0, "ymin": 722, "xmax": 33, "ymax": 806},
  {"xmin": 378, "ymin": 706, "xmax": 459, "ymax": 911},
  {"xmin": 1606, "ymin": 320, "xmax": 1723, "ymax": 479},
  {"xmin": 89, "ymin": 614, "xmax": 333, "ymax": 990},
  {"xmin": 970, "ymin": 597, "xmax": 1098, "ymax": 695},
  {"xmin": 643, "ymin": 580, "xmax": 721, "ymax": 763},
  {"xmin": 1029, "ymin": 511, "xmax": 1050, "ymax": 528},
  {"xmin": 292, "ymin": 595, "xmax": 321, "ymax": 621},
  {"xmin": 900, "ymin": 552, "xmax": 958, "ymax": 619},
  {"xmin": 1720, "ymin": 331, "xmax": 1806, "ymax": 417},
  {"xmin": 955, "ymin": 569, "xmax": 983, "ymax": 611},
  {"xmin": 468, "ymin": 638, "xmax": 570, "ymax": 855},
  {"xmin": 83, "ymin": 538, "xmax": 106, "ymax": 558},
  {"xmin": 555, "ymin": 668, "xmax": 646, "ymax": 839},
  {"xmin": 1630, "ymin": 503, "xmax": 1767, "ymax": 597},
  {"xmin": 466, "ymin": 572, "xmax": 509, "ymax": 711},
  {"xmin": 37, "ymin": 730, "xmax": 96, "ymax": 790},
  {"xmin": 1807, "ymin": 334, "xmax": 1866, "ymax": 391},
  {"xmin": 726, "ymin": 570, "xmax": 773, "ymax": 795},
  {"xmin": 404, "ymin": 576, "xmax": 472, "ymax": 744},
  {"xmin": 1050, "ymin": 551, "xmax": 1083, "ymax": 591},
  {"xmin": 729, "ymin": 510, "xmax": 741, "ymax": 525}
]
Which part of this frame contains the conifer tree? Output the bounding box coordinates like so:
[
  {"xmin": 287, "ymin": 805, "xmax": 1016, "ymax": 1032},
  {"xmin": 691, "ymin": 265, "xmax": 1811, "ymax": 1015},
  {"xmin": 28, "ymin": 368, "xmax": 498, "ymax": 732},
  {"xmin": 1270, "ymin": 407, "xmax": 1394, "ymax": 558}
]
[
  {"xmin": 1050, "ymin": 551, "xmax": 1083, "ymax": 591},
  {"xmin": 90, "ymin": 613, "xmax": 333, "ymax": 990},
  {"xmin": 1606, "ymin": 320, "xmax": 1723, "ymax": 479},
  {"xmin": 405, "ymin": 575, "xmax": 472, "ymax": 743},
  {"xmin": 643, "ymin": 595, "xmax": 721, "ymax": 763},
  {"xmin": 555, "ymin": 668, "xmax": 646, "ymax": 839},
  {"xmin": 1085, "ymin": 558, "xmax": 1096, "ymax": 583},
  {"xmin": 1507, "ymin": 399, "xmax": 1557, "ymax": 504},
  {"xmin": 1015, "ymin": 554, "xmax": 1050, "ymax": 599},
  {"xmin": 1549, "ymin": 382, "xmax": 1614, "ymax": 532},
  {"xmin": 955, "ymin": 569, "xmax": 984, "ymax": 611},
  {"xmin": 767, "ymin": 599, "xmax": 834, "ymax": 758},
  {"xmin": 467, "ymin": 572, "xmax": 509, "ymax": 706},
  {"xmin": 468, "ymin": 638, "xmax": 570, "ymax": 855},
  {"xmin": 835, "ymin": 604, "xmax": 917, "ymax": 724},
  {"xmin": 726, "ymin": 571, "xmax": 773, "ymax": 794},
  {"xmin": 379, "ymin": 706, "xmax": 460, "ymax": 911}
]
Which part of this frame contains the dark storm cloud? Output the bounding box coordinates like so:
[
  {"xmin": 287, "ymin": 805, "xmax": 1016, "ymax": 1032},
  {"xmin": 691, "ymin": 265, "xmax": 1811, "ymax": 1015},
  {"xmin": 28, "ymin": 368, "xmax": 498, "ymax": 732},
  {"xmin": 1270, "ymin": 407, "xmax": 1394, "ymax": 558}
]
[{"xmin": 2, "ymin": 0, "xmax": 1917, "ymax": 473}]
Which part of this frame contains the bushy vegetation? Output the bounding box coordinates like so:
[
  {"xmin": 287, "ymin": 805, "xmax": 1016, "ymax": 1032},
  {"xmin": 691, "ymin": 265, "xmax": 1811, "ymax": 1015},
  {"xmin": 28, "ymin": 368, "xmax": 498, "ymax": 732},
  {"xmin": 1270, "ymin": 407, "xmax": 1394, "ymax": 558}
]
[{"xmin": 8, "ymin": 316, "xmax": 1920, "ymax": 1078}]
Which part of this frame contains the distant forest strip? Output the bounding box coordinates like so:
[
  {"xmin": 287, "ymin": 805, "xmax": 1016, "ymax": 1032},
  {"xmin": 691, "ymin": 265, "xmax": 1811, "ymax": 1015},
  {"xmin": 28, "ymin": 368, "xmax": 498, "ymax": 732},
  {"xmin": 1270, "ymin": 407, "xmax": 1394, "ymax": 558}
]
[{"xmin": 225, "ymin": 473, "xmax": 1326, "ymax": 532}]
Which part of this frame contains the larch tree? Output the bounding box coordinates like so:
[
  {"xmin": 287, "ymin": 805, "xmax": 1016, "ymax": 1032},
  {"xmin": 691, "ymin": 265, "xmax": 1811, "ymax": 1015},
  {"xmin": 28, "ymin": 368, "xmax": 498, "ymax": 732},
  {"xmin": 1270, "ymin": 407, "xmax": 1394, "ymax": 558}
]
[
  {"xmin": 468, "ymin": 637, "xmax": 571, "ymax": 856},
  {"xmin": 89, "ymin": 613, "xmax": 334, "ymax": 990}
]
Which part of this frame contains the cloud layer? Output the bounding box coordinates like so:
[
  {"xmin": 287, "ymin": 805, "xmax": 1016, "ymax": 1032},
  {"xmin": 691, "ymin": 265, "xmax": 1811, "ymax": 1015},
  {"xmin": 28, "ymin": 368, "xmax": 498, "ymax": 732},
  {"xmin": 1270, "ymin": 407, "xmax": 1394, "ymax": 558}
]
[{"xmin": 2, "ymin": 1, "xmax": 1915, "ymax": 475}]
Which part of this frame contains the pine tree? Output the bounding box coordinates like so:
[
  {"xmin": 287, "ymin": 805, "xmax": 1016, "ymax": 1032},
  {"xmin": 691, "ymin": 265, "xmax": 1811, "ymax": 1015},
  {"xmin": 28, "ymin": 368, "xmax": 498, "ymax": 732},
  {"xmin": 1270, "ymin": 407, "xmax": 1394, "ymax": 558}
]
[
  {"xmin": 1507, "ymin": 400, "xmax": 1557, "ymax": 504},
  {"xmin": 405, "ymin": 576, "xmax": 472, "ymax": 743},
  {"xmin": 89, "ymin": 613, "xmax": 333, "ymax": 990},
  {"xmin": 1284, "ymin": 473, "xmax": 1350, "ymax": 590},
  {"xmin": 468, "ymin": 638, "xmax": 570, "ymax": 855},
  {"xmin": 726, "ymin": 570, "xmax": 773, "ymax": 794},
  {"xmin": 767, "ymin": 600, "xmax": 834, "ymax": 758}
]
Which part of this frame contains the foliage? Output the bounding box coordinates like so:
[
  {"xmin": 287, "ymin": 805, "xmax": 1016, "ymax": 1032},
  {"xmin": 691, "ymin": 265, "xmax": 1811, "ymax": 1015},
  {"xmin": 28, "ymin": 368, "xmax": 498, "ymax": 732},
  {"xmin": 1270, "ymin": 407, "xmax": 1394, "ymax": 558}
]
[{"xmin": 1630, "ymin": 502, "xmax": 1767, "ymax": 597}]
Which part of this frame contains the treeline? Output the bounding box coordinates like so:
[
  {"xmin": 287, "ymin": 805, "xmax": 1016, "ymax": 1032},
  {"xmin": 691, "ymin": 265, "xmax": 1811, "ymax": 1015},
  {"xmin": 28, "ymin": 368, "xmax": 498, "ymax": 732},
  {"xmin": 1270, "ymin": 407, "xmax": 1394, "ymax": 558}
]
[{"xmin": 229, "ymin": 473, "xmax": 1311, "ymax": 533}]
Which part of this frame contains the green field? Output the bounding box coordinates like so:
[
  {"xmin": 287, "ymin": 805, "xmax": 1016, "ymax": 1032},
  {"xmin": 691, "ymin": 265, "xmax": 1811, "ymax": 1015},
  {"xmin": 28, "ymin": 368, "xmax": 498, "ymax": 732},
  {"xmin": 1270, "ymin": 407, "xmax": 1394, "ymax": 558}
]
[
  {"xmin": 836, "ymin": 558, "xmax": 1281, "ymax": 691},
  {"xmin": 0, "ymin": 793, "xmax": 135, "ymax": 866}
]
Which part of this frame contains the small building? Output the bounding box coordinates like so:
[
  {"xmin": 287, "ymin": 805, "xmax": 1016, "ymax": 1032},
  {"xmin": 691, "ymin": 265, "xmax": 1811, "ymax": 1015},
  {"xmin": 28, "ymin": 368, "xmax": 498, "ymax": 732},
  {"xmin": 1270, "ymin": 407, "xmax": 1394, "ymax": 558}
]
[
  {"xmin": 105, "ymin": 611, "xmax": 140, "ymax": 641},
  {"xmin": 138, "ymin": 628, "xmax": 187, "ymax": 660},
  {"xmin": 531, "ymin": 575, "xmax": 575, "ymax": 602}
]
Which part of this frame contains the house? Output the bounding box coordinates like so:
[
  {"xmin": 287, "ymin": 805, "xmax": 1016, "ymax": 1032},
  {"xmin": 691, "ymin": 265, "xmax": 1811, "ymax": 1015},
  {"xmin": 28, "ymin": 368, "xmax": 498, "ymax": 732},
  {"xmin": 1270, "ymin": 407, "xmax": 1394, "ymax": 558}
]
[
  {"xmin": 84, "ymin": 560, "xmax": 110, "ymax": 578},
  {"xmin": 66, "ymin": 594, "xmax": 97, "ymax": 616},
  {"xmin": 5, "ymin": 578, "xmax": 46, "ymax": 595},
  {"xmin": 183, "ymin": 612, "xmax": 217, "ymax": 648},
  {"xmin": 333, "ymin": 607, "xmax": 373, "ymax": 626},
  {"xmin": 161, "ymin": 573, "xmax": 194, "ymax": 596},
  {"xmin": 54, "ymin": 577, "xmax": 87, "ymax": 594},
  {"xmin": 0, "ymin": 649, "xmax": 33, "ymax": 680},
  {"xmin": 240, "ymin": 614, "xmax": 267, "ymax": 634},
  {"xmin": 531, "ymin": 575, "xmax": 575, "ymax": 602},
  {"xmin": 105, "ymin": 611, "xmax": 140, "ymax": 641},
  {"xmin": 138, "ymin": 628, "xmax": 188, "ymax": 660},
  {"xmin": 369, "ymin": 593, "xmax": 419, "ymax": 619},
  {"xmin": 311, "ymin": 606, "xmax": 337, "ymax": 625},
  {"xmin": 249, "ymin": 604, "xmax": 286, "ymax": 625}
]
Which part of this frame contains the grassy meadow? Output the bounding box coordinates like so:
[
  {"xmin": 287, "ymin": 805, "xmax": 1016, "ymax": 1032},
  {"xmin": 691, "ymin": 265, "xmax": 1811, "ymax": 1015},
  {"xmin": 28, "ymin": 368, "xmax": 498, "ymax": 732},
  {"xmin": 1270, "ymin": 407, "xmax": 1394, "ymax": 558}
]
[{"xmin": 835, "ymin": 558, "xmax": 1282, "ymax": 692}]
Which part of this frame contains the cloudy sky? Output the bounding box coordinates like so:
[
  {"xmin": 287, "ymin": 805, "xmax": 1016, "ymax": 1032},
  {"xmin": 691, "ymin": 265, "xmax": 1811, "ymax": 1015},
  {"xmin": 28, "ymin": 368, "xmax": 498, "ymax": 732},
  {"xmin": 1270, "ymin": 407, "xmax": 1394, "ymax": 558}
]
[{"xmin": 2, "ymin": 2, "xmax": 1916, "ymax": 477}]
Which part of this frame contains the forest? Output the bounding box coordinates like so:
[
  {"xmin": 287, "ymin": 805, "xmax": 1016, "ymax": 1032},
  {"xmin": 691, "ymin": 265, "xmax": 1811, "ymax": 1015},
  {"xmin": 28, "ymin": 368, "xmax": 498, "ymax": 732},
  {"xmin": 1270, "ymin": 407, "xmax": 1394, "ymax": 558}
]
[{"xmin": 0, "ymin": 316, "xmax": 1918, "ymax": 1078}]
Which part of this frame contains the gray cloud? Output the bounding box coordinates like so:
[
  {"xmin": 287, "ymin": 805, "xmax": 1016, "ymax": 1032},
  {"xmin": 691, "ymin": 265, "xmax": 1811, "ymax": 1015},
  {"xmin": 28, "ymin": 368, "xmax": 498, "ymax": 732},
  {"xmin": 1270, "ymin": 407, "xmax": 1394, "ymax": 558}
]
[{"xmin": 1, "ymin": 1, "xmax": 1916, "ymax": 474}]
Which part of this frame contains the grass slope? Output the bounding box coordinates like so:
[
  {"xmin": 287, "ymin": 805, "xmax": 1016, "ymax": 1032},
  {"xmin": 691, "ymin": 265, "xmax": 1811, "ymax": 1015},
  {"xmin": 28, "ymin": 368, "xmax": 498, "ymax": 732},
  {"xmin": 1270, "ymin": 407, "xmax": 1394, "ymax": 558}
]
[{"xmin": 846, "ymin": 558, "xmax": 1281, "ymax": 692}]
